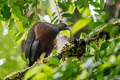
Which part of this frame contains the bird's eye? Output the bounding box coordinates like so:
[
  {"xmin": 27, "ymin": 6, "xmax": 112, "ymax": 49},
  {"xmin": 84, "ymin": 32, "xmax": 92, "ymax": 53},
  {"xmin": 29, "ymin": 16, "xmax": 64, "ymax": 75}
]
[{"xmin": 63, "ymin": 24, "xmax": 67, "ymax": 27}]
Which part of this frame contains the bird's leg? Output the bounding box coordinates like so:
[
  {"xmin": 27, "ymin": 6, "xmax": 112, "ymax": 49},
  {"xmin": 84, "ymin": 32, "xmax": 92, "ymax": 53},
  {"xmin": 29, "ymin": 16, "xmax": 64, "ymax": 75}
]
[
  {"xmin": 53, "ymin": 39, "xmax": 57, "ymax": 49},
  {"xmin": 37, "ymin": 58, "xmax": 40, "ymax": 64}
]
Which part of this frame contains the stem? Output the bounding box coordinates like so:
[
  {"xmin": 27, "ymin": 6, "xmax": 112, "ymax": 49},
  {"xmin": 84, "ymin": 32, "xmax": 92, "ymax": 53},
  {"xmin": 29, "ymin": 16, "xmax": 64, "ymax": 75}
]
[{"xmin": 54, "ymin": 0, "xmax": 62, "ymax": 23}]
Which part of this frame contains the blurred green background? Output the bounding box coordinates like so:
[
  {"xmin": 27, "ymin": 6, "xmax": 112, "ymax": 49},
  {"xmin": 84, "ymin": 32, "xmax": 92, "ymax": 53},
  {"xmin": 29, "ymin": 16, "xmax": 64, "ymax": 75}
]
[{"xmin": 0, "ymin": 27, "xmax": 26, "ymax": 78}]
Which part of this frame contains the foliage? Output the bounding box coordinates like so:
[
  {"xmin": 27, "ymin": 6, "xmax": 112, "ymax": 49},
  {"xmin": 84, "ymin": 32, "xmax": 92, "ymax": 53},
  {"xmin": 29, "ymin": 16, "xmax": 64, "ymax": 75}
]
[
  {"xmin": 1, "ymin": 0, "xmax": 120, "ymax": 80},
  {"xmin": 0, "ymin": 27, "xmax": 26, "ymax": 78}
]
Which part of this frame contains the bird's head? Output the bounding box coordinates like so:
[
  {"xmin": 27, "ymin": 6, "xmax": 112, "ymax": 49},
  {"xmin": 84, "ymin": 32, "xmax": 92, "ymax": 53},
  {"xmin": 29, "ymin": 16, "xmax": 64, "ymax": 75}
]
[
  {"xmin": 57, "ymin": 23, "xmax": 72, "ymax": 38},
  {"xmin": 58, "ymin": 23, "xmax": 70, "ymax": 31}
]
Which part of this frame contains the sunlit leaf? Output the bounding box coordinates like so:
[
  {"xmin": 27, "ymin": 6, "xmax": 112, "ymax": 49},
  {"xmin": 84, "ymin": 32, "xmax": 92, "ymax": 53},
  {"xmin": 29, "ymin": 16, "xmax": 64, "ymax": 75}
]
[
  {"xmin": 72, "ymin": 18, "xmax": 91, "ymax": 34},
  {"xmin": 16, "ymin": 20, "xmax": 24, "ymax": 32},
  {"xmin": 100, "ymin": 63, "xmax": 112, "ymax": 71},
  {"xmin": 51, "ymin": 49, "xmax": 57, "ymax": 56},
  {"xmin": 8, "ymin": 19, "xmax": 14, "ymax": 30},
  {"xmin": 40, "ymin": 53, "xmax": 46, "ymax": 59},
  {"xmin": 48, "ymin": 57, "xmax": 60, "ymax": 65},
  {"xmin": 12, "ymin": 5, "xmax": 27, "ymax": 22},
  {"xmin": 51, "ymin": 16, "xmax": 57, "ymax": 23},
  {"xmin": 66, "ymin": 21, "xmax": 73, "ymax": 26},
  {"xmin": 100, "ymin": 0, "xmax": 104, "ymax": 8},
  {"xmin": 79, "ymin": 70, "xmax": 89, "ymax": 80},
  {"xmin": 32, "ymin": 73, "xmax": 47, "ymax": 80},
  {"xmin": 68, "ymin": 5, "xmax": 75, "ymax": 13},
  {"xmin": 82, "ymin": 8, "xmax": 90, "ymax": 18},
  {"xmin": 24, "ymin": 66, "xmax": 39, "ymax": 79},
  {"xmin": 63, "ymin": 30, "xmax": 71, "ymax": 38},
  {"xmin": 109, "ymin": 55, "xmax": 116, "ymax": 64},
  {"xmin": 16, "ymin": 32, "xmax": 24, "ymax": 41}
]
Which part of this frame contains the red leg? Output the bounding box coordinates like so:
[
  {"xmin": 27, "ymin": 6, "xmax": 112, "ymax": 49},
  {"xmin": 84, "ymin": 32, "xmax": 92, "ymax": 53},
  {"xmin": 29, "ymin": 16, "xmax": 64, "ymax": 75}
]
[{"xmin": 37, "ymin": 58, "xmax": 40, "ymax": 64}]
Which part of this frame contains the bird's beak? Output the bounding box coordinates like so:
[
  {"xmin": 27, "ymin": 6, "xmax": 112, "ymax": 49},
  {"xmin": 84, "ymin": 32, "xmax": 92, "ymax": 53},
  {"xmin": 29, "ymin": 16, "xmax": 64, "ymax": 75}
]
[{"xmin": 65, "ymin": 27, "xmax": 70, "ymax": 30}]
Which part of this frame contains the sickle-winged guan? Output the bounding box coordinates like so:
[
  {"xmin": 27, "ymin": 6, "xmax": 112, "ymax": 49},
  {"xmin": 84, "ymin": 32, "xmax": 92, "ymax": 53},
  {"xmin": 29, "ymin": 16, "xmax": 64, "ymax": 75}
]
[{"xmin": 25, "ymin": 22, "xmax": 69, "ymax": 66}]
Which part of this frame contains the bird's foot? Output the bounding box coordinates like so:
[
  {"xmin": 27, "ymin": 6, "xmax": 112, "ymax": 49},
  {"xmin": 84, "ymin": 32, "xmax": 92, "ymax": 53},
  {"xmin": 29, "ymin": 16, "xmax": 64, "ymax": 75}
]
[{"xmin": 37, "ymin": 58, "xmax": 40, "ymax": 64}]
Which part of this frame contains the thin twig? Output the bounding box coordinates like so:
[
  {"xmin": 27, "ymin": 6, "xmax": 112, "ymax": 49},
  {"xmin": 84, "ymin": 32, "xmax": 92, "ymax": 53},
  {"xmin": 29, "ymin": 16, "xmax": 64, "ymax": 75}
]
[{"xmin": 54, "ymin": 0, "xmax": 62, "ymax": 23}]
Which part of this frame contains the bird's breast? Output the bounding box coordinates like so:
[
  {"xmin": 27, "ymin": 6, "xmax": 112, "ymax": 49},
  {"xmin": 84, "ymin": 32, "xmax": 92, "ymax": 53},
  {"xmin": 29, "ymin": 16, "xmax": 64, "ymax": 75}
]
[{"xmin": 38, "ymin": 39, "xmax": 56, "ymax": 53}]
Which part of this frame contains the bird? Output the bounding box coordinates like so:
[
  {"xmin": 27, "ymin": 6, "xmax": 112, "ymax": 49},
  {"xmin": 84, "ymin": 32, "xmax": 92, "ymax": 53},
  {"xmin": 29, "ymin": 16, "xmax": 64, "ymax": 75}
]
[{"xmin": 25, "ymin": 22, "xmax": 70, "ymax": 66}]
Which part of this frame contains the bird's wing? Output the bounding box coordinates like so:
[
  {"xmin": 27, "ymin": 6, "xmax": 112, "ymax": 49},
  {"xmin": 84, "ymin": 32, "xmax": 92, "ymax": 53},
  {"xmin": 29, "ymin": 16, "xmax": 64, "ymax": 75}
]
[
  {"xmin": 25, "ymin": 22, "xmax": 39, "ymax": 58},
  {"xmin": 29, "ymin": 39, "xmax": 40, "ymax": 66}
]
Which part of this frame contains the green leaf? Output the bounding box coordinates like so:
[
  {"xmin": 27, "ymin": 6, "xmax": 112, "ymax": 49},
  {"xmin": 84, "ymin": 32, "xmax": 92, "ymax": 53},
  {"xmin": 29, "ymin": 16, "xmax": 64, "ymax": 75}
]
[
  {"xmin": 100, "ymin": 63, "xmax": 112, "ymax": 71},
  {"xmin": 25, "ymin": 64, "xmax": 53, "ymax": 80},
  {"xmin": 100, "ymin": 42, "xmax": 109, "ymax": 50},
  {"xmin": 72, "ymin": 18, "xmax": 91, "ymax": 34},
  {"xmin": 91, "ymin": 42, "xmax": 97, "ymax": 49},
  {"xmin": 80, "ymin": 32, "xmax": 88, "ymax": 38},
  {"xmin": 110, "ymin": 0, "xmax": 115, "ymax": 5},
  {"xmin": 54, "ymin": 19, "xmax": 59, "ymax": 24},
  {"xmin": 20, "ymin": 53, "xmax": 29, "ymax": 64},
  {"xmin": 51, "ymin": 49, "xmax": 57, "ymax": 56},
  {"xmin": 0, "ymin": 0, "xmax": 6, "ymax": 3},
  {"xmin": 62, "ymin": 13, "xmax": 75, "ymax": 18},
  {"xmin": 100, "ymin": 0, "xmax": 104, "ymax": 8},
  {"xmin": 12, "ymin": 5, "xmax": 27, "ymax": 22},
  {"xmin": 32, "ymin": 73, "xmax": 47, "ymax": 80},
  {"xmin": 58, "ymin": 2, "xmax": 68, "ymax": 11},
  {"xmin": 52, "ymin": 12, "xmax": 56, "ymax": 17},
  {"xmin": 68, "ymin": 5, "xmax": 75, "ymax": 13},
  {"xmin": 48, "ymin": 57, "xmax": 59, "ymax": 65},
  {"xmin": 109, "ymin": 55, "xmax": 116, "ymax": 64},
  {"xmin": 63, "ymin": 30, "xmax": 71, "ymax": 38},
  {"xmin": 8, "ymin": 19, "xmax": 14, "ymax": 30},
  {"xmin": 2, "ymin": 5, "xmax": 11, "ymax": 20},
  {"xmin": 16, "ymin": 20, "xmax": 24, "ymax": 32},
  {"xmin": 90, "ymin": 2, "xmax": 101, "ymax": 8},
  {"xmin": 20, "ymin": 53, "xmax": 26, "ymax": 61},
  {"xmin": 94, "ymin": 9, "xmax": 101, "ymax": 12},
  {"xmin": 40, "ymin": 53, "xmax": 46, "ymax": 59},
  {"xmin": 16, "ymin": 32, "xmax": 24, "ymax": 41},
  {"xmin": 51, "ymin": 16, "xmax": 57, "ymax": 23},
  {"xmin": 79, "ymin": 70, "xmax": 89, "ymax": 80},
  {"xmin": 24, "ymin": 66, "xmax": 39, "ymax": 79},
  {"xmin": 82, "ymin": 8, "xmax": 90, "ymax": 18},
  {"xmin": 95, "ymin": 50, "xmax": 100, "ymax": 61},
  {"xmin": 66, "ymin": 21, "xmax": 73, "ymax": 26}
]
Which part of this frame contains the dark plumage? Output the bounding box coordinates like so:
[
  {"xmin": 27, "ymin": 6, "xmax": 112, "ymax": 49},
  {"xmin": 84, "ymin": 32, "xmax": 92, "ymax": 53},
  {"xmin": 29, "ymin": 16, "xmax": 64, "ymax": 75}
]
[{"xmin": 25, "ymin": 22, "xmax": 69, "ymax": 66}]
